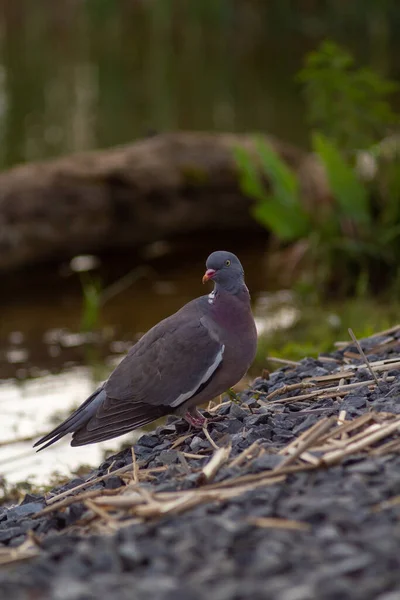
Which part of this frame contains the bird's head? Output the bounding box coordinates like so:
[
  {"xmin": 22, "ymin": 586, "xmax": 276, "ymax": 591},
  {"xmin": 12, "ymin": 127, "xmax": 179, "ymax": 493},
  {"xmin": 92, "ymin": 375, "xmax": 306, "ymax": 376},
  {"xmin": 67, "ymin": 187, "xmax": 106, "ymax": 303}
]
[{"xmin": 202, "ymin": 251, "xmax": 245, "ymax": 294}]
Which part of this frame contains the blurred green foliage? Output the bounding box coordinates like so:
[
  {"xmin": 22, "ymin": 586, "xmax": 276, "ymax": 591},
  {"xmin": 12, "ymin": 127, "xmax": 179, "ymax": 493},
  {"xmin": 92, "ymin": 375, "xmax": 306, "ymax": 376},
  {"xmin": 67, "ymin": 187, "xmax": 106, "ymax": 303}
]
[
  {"xmin": 80, "ymin": 274, "xmax": 103, "ymax": 333},
  {"xmin": 298, "ymin": 41, "xmax": 399, "ymax": 151},
  {"xmin": 234, "ymin": 140, "xmax": 310, "ymax": 242},
  {"xmin": 3, "ymin": 1, "xmax": 400, "ymax": 168},
  {"xmin": 253, "ymin": 296, "xmax": 400, "ymax": 373},
  {"xmin": 235, "ymin": 41, "xmax": 400, "ymax": 295}
]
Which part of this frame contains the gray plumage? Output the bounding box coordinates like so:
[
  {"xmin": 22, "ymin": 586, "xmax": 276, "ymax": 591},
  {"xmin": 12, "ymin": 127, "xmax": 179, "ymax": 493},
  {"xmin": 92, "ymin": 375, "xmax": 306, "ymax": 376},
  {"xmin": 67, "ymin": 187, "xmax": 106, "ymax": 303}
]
[{"xmin": 34, "ymin": 251, "xmax": 257, "ymax": 450}]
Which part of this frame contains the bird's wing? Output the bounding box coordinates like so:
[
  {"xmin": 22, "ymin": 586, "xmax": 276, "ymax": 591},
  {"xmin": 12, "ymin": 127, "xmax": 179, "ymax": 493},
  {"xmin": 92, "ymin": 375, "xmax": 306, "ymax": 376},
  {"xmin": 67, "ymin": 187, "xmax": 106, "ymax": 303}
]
[
  {"xmin": 106, "ymin": 307, "xmax": 223, "ymax": 407},
  {"xmin": 69, "ymin": 309, "xmax": 224, "ymax": 445}
]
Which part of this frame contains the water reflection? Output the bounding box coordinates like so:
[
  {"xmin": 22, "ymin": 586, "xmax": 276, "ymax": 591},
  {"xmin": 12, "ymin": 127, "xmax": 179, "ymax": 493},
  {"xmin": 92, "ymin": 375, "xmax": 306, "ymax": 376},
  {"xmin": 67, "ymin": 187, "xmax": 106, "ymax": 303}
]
[{"xmin": 0, "ymin": 367, "xmax": 139, "ymax": 484}]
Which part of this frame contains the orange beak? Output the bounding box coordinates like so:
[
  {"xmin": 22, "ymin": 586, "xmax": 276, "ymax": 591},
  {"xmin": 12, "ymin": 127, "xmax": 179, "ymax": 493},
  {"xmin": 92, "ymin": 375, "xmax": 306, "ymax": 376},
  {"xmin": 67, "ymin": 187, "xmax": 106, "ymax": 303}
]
[{"xmin": 202, "ymin": 269, "xmax": 216, "ymax": 284}]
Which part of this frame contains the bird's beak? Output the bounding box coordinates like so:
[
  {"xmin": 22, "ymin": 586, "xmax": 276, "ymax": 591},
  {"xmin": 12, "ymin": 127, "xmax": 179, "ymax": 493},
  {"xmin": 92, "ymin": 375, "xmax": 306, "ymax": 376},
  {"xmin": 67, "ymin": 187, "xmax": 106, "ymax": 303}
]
[{"xmin": 202, "ymin": 269, "xmax": 216, "ymax": 284}]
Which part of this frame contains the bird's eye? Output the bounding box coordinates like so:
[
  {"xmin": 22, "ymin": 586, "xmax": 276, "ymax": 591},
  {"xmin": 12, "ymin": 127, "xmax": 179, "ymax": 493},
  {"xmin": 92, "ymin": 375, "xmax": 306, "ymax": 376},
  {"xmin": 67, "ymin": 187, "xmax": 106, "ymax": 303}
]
[{"xmin": 225, "ymin": 259, "xmax": 231, "ymax": 267}]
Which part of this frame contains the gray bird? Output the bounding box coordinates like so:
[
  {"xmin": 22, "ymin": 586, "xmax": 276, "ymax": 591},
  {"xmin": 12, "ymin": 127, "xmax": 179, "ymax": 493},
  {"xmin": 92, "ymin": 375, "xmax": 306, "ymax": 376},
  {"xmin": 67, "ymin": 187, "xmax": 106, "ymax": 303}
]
[{"xmin": 34, "ymin": 251, "xmax": 257, "ymax": 450}]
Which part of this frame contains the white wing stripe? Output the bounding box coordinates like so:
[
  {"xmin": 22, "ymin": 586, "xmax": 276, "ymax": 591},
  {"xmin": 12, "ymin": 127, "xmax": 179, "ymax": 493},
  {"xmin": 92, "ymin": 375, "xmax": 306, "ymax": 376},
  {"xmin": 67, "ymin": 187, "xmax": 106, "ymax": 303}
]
[{"xmin": 170, "ymin": 345, "xmax": 225, "ymax": 408}]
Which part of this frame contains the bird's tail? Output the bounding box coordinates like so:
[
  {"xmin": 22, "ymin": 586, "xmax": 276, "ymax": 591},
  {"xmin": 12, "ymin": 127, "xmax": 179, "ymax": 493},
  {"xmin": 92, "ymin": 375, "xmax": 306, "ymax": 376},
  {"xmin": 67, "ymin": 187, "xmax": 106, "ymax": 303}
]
[{"xmin": 33, "ymin": 387, "xmax": 105, "ymax": 451}]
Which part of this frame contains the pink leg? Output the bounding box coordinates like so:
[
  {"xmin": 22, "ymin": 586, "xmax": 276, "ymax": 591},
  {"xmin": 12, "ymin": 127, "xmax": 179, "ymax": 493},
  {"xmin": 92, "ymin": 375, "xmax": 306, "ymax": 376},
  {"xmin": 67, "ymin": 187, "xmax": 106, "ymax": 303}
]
[{"xmin": 184, "ymin": 408, "xmax": 207, "ymax": 428}]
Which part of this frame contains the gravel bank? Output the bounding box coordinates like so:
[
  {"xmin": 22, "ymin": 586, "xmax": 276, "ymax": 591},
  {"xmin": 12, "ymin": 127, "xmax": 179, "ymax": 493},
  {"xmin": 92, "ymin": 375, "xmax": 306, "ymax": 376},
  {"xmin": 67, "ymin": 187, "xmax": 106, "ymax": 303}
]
[{"xmin": 1, "ymin": 327, "xmax": 400, "ymax": 600}]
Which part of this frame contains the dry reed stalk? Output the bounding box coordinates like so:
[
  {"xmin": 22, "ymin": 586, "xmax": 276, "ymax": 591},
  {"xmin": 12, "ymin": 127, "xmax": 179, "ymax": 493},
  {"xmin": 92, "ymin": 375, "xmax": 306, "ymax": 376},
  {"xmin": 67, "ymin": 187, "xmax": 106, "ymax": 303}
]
[
  {"xmin": 348, "ymin": 328, "xmax": 382, "ymax": 389},
  {"xmin": 369, "ymin": 438, "xmax": 400, "ymax": 456},
  {"xmin": 322, "ymin": 418, "xmax": 400, "ymax": 466},
  {"xmin": 200, "ymin": 464, "xmax": 315, "ymax": 492},
  {"xmin": 316, "ymin": 413, "xmax": 378, "ymax": 445},
  {"xmin": 84, "ymin": 499, "xmax": 118, "ymax": 522},
  {"xmin": 45, "ymin": 464, "xmax": 167, "ymax": 505},
  {"xmin": 263, "ymin": 381, "xmax": 316, "ymax": 402},
  {"xmin": 207, "ymin": 401, "xmax": 231, "ymax": 414},
  {"xmin": 94, "ymin": 476, "xmax": 286, "ymax": 517},
  {"xmin": 170, "ymin": 434, "xmax": 194, "ymax": 449},
  {"xmin": 266, "ymin": 357, "xmax": 300, "ymax": 366},
  {"xmin": 131, "ymin": 448, "xmax": 139, "ymax": 483},
  {"xmin": 263, "ymin": 377, "xmax": 394, "ymax": 405},
  {"xmin": 351, "ymin": 357, "xmax": 400, "ymax": 370},
  {"xmin": 202, "ymin": 426, "xmax": 220, "ymax": 450},
  {"xmin": 45, "ymin": 466, "xmax": 132, "ymax": 504},
  {"xmin": 371, "ymin": 361, "xmax": 400, "ymax": 372},
  {"xmin": 0, "ymin": 537, "xmax": 39, "ymax": 566},
  {"xmin": 230, "ymin": 441, "xmax": 261, "ymax": 468},
  {"xmin": 34, "ymin": 487, "xmax": 127, "ymax": 517},
  {"xmin": 278, "ymin": 416, "xmax": 333, "ymax": 456},
  {"xmin": 181, "ymin": 451, "xmax": 210, "ymax": 460},
  {"xmin": 305, "ymin": 371, "xmax": 354, "ymax": 383},
  {"xmin": 198, "ymin": 445, "xmax": 232, "ymax": 484},
  {"xmin": 295, "ymin": 451, "xmax": 321, "ymax": 465},
  {"xmin": 311, "ymin": 422, "xmax": 385, "ymax": 452},
  {"xmin": 247, "ymin": 517, "xmax": 310, "ymax": 531},
  {"xmin": 275, "ymin": 417, "xmax": 336, "ymax": 470},
  {"xmin": 91, "ymin": 492, "xmax": 146, "ymax": 509},
  {"xmin": 372, "ymin": 495, "xmax": 400, "ymax": 513}
]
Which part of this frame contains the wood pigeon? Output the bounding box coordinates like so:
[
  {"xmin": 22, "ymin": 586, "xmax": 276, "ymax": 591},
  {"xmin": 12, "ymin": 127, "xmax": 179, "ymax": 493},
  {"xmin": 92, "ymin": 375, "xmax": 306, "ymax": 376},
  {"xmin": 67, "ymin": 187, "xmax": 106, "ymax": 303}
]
[{"xmin": 34, "ymin": 251, "xmax": 257, "ymax": 449}]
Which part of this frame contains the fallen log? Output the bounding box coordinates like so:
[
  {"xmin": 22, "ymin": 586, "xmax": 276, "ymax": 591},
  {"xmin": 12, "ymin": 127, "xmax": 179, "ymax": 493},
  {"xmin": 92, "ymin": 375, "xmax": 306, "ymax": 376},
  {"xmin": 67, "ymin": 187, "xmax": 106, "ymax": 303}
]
[{"xmin": 0, "ymin": 132, "xmax": 329, "ymax": 271}]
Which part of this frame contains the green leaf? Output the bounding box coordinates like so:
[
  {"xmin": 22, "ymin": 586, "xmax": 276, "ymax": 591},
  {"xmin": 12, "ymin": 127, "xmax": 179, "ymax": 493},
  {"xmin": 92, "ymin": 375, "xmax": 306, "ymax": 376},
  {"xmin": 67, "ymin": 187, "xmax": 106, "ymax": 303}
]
[
  {"xmin": 255, "ymin": 137, "xmax": 299, "ymax": 208},
  {"xmin": 234, "ymin": 139, "xmax": 311, "ymax": 241},
  {"xmin": 233, "ymin": 145, "xmax": 266, "ymax": 201},
  {"xmin": 313, "ymin": 132, "xmax": 370, "ymax": 224},
  {"xmin": 252, "ymin": 196, "xmax": 308, "ymax": 241}
]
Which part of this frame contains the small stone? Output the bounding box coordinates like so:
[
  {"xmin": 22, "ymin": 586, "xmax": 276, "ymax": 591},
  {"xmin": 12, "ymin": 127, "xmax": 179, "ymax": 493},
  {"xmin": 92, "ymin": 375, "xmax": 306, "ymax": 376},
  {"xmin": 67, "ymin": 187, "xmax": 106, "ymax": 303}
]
[
  {"xmin": 5, "ymin": 502, "xmax": 44, "ymax": 519},
  {"xmin": 228, "ymin": 403, "xmax": 248, "ymax": 421},
  {"xmin": 223, "ymin": 419, "xmax": 243, "ymax": 434},
  {"xmin": 347, "ymin": 460, "xmax": 381, "ymax": 475},
  {"xmin": 190, "ymin": 436, "xmax": 207, "ymax": 453},
  {"xmin": 245, "ymin": 413, "xmax": 270, "ymax": 427},
  {"xmin": 138, "ymin": 434, "xmax": 159, "ymax": 448},
  {"xmin": 158, "ymin": 450, "xmax": 179, "ymax": 465},
  {"xmin": 247, "ymin": 454, "xmax": 283, "ymax": 472},
  {"xmin": 118, "ymin": 541, "xmax": 144, "ymax": 569},
  {"xmin": 104, "ymin": 476, "xmax": 123, "ymax": 490},
  {"xmin": 0, "ymin": 527, "xmax": 22, "ymax": 543}
]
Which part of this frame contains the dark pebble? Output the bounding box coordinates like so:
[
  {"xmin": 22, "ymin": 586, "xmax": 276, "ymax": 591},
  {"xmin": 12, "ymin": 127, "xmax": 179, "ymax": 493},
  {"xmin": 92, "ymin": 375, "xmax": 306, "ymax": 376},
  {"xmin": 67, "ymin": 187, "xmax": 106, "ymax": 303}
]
[
  {"xmin": 5, "ymin": 502, "xmax": 44, "ymax": 520},
  {"xmin": 0, "ymin": 527, "xmax": 23, "ymax": 543},
  {"xmin": 246, "ymin": 454, "xmax": 283, "ymax": 472},
  {"xmin": 228, "ymin": 403, "xmax": 248, "ymax": 421},
  {"xmin": 137, "ymin": 434, "xmax": 159, "ymax": 449},
  {"xmin": 104, "ymin": 476, "xmax": 124, "ymax": 490}
]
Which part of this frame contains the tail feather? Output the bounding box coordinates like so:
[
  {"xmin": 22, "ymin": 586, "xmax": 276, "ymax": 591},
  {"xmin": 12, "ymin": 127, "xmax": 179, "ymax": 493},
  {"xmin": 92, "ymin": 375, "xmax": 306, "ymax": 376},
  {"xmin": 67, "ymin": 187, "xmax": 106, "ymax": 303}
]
[
  {"xmin": 70, "ymin": 411, "xmax": 165, "ymax": 446},
  {"xmin": 34, "ymin": 387, "xmax": 170, "ymax": 450},
  {"xmin": 34, "ymin": 388, "xmax": 105, "ymax": 451}
]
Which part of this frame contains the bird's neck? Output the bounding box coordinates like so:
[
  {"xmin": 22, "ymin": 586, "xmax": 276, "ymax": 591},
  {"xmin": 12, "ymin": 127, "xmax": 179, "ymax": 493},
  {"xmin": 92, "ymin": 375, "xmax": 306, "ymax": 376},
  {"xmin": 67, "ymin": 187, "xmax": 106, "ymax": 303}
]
[
  {"xmin": 208, "ymin": 284, "xmax": 252, "ymax": 326},
  {"xmin": 209, "ymin": 282, "xmax": 250, "ymax": 301}
]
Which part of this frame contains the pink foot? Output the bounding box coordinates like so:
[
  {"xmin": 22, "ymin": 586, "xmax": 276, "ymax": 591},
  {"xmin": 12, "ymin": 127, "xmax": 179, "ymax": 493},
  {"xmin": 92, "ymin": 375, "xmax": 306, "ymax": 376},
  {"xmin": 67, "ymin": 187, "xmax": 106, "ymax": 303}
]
[{"xmin": 184, "ymin": 409, "xmax": 207, "ymax": 428}]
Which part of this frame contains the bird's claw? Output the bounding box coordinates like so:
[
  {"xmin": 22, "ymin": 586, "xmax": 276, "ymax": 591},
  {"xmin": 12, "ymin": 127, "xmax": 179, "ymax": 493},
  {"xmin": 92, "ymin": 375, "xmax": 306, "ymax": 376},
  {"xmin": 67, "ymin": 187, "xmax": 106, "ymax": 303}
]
[{"xmin": 184, "ymin": 410, "xmax": 207, "ymax": 429}]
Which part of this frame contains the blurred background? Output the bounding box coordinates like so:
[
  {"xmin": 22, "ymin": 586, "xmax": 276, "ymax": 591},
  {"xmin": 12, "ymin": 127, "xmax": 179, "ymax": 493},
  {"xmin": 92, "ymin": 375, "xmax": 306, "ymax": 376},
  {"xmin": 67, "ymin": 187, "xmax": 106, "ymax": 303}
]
[{"xmin": 0, "ymin": 0, "xmax": 400, "ymax": 491}]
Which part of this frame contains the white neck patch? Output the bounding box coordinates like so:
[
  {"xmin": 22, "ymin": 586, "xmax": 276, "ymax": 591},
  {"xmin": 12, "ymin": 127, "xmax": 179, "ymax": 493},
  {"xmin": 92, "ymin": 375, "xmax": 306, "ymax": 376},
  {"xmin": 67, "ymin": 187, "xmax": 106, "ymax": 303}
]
[{"xmin": 208, "ymin": 289, "xmax": 216, "ymax": 304}]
